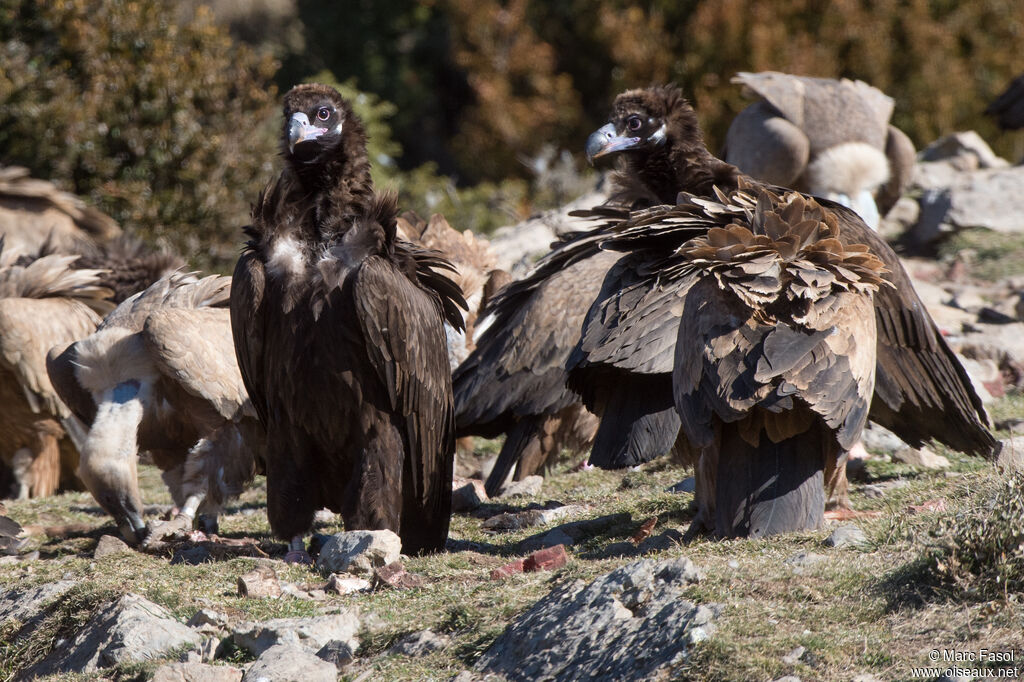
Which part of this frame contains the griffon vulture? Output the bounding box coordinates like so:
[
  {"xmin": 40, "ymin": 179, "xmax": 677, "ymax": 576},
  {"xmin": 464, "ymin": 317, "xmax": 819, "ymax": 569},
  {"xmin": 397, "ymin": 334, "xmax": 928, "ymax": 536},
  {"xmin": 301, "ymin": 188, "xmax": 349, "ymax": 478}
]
[
  {"xmin": 722, "ymin": 72, "xmax": 916, "ymax": 227},
  {"xmin": 0, "ymin": 242, "xmax": 111, "ymax": 499},
  {"xmin": 571, "ymin": 85, "xmax": 995, "ymax": 536},
  {"xmin": 0, "ymin": 165, "xmax": 121, "ymax": 255},
  {"xmin": 230, "ymin": 84, "xmax": 465, "ymax": 560},
  {"xmin": 47, "ymin": 273, "xmax": 262, "ymax": 544}
]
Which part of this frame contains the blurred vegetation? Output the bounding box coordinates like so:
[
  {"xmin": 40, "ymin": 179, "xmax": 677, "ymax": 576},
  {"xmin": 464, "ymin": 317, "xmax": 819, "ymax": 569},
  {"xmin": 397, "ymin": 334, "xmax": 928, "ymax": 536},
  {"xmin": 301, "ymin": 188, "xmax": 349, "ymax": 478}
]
[{"xmin": 1, "ymin": 0, "xmax": 1022, "ymax": 265}]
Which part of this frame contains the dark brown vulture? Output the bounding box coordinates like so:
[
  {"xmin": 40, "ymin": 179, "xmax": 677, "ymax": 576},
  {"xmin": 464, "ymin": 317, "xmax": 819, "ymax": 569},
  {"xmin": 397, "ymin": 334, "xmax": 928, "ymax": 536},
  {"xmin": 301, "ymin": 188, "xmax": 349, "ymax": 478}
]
[
  {"xmin": 0, "ymin": 165, "xmax": 121, "ymax": 255},
  {"xmin": 47, "ymin": 273, "xmax": 262, "ymax": 544},
  {"xmin": 230, "ymin": 84, "xmax": 465, "ymax": 559},
  {"xmin": 0, "ymin": 242, "xmax": 111, "ymax": 499},
  {"xmin": 986, "ymin": 72, "xmax": 1024, "ymax": 130},
  {"xmin": 569, "ymin": 85, "xmax": 996, "ymax": 536},
  {"xmin": 722, "ymin": 72, "xmax": 916, "ymax": 226}
]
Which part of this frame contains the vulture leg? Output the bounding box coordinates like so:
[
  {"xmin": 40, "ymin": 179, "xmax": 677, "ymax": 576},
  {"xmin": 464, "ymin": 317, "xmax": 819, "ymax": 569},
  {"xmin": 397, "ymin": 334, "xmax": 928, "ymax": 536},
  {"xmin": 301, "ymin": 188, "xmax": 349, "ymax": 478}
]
[
  {"xmin": 824, "ymin": 449, "xmax": 851, "ymax": 511},
  {"xmin": 78, "ymin": 381, "xmax": 148, "ymax": 543},
  {"xmin": 285, "ymin": 535, "xmax": 311, "ymax": 565},
  {"xmin": 709, "ymin": 419, "xmax": 831, "ymax": 538},
  {"xmin": 485, "ymin": 417, "xmax": 544, "ymax": 498},
  {"xmin": 9, "ymin": 448, "xmax": 33, "ymax": 500}
]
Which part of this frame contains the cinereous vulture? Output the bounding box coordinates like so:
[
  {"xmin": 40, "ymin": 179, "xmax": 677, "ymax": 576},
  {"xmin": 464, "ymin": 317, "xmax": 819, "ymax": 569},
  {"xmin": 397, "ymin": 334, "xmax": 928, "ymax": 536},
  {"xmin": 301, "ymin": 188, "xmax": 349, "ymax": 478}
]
[
  {"xmin": 47, "ymin": 273, "xmax": 262, "ymax": 544},
  {"xmin": 230, "ymin": 84, "xmax": 465, "ymax": 560},
  {"xmin": 570, "ymin": 85, "xmax": 995, "ymax": 536},
  {"xmin": 0, "ymin": 242, "xmax": 111, "ymax": 499},
  {"xmin": 722, "ymin": 72, "xmax": 916, "ymax": 228}
]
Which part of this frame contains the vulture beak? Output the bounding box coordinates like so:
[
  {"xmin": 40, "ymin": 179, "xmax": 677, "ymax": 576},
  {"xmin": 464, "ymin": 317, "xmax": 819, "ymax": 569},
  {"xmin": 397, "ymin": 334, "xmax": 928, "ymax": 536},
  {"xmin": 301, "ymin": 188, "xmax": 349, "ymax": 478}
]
[
  {"xmin": 585, "ymin": 123, "xmax": 642, "ymax": 164},
  {"xmin": 288, "ymin": 112, "xmax": 329, "ymax": 154}
]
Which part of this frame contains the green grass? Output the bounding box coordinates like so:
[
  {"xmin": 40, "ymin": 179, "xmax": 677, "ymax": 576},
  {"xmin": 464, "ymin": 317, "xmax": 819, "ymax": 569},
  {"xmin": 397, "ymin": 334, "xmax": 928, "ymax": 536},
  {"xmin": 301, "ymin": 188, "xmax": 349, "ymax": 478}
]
[{"xmin": 2, "ymin": 399, "xmax": 1024, "ymax": 681}]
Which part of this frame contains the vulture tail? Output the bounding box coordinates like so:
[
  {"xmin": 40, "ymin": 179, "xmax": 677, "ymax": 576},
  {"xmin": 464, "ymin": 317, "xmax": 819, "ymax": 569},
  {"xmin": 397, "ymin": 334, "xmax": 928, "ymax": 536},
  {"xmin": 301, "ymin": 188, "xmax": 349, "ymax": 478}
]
[{"xmin": 586, "ymin": 374, "xmax": 680, "ymax": 469}]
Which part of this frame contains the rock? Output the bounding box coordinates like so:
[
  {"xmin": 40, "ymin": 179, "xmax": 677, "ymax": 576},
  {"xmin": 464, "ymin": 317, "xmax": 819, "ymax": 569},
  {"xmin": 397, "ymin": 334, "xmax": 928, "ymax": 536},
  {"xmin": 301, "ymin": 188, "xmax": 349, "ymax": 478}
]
[
  {"xmin": 860, "ymin": 484, "xmax": 886, "ymax": 499},
  {"xmin": 879, "ymin": 196, "xmax": 920, "ymax": 238},
  {"xmin": 387, "ymin": 629, "xmax": 450, "ymax": 657},
  {"xmin": 860, "ymin": 422, "xmax": 909, "ymax": 454},
  {"xmin": 231, "ymin": 612, "xmax": 360, "ymax": 657},
  {"xmin": 891, "ymin": 446, "xmax": 950, "ymax": 469},
  {"xmin": 785, "ymin": 551, "xmax": 828, "ymax": 569},
  {"xmin": 315, "ymin": 529, "xmax": 402, "ymax": 576},
  {"xmin": 772, "ymin": 677, "xmax": 803, "ymax": 682},
  {"xmin": 666, "ymin": 477, "xmax": 696, "ymax": 494},
  {"xmin": 27, "ymin": 593, "xmax": 203, "ymax": 676},
  {"xmin": 326, "ymin": 573, "xmax": 372, "ymax": 595},
  {"xmin": 187, "ymin": 608, "xmax": 237, "ymax": 635},
  {"xmin": 490, "ymin": 559, "xmax": 526, "ymax": 580},
  {"xmin": 534, "ymin": 528, "xmax": 575, "ymax": 549},
  {"xmin": 452, "ymin": 479, "xmax": 488, "ymax": 512},
  {"xmin": 241, "ymin": 643, "xmax": 337, "ymax": 682},
  {"xmin": 498, "ymin": 475, "xmax": 544, "ymax": 498},
  {"xmin": 523, "ymin": 544, "xmax": 569, "ymax": 572},
  {"xmin": 919, "ymin": 131, "xmax": 1009, "ymax": 169},
  {"xmin": 914, "ymin": 163, "xmax": 1024, "ymax": 237},
  {"xmin": 482, "ymin": 504, "xmax": 585, "ymax": 532},
  {"xmin": 152, "ymin": 662, "xmax": 242, "ymax": 682},
  {"xmin": 237, "ymin": 565, "xmax": 282, "ymax": 599},
  {"xmin": 475, "ymin": 557, "xmax": 710, "ymax": 680},
  {"xmin": 997, "ymin": 437, "xmax": 1024, "ymax": 472},
  {"xmin": 316, "ymin": 640, "xmax": 355, "ymax": 670},
  {"xmin": 638, "ymin": 529, "xmax": 684, "ymax": 554},
  {"xmin": 374, "ymin": 561, "xmax": 425, "ymax": 590},
  {"xmin": 518, "ymin": 512, "xmax": 631, "ymax": 553},
  {"xmin": 782, "ymin": 645, "xmax": 806, "ymax": 665},
  {"xmin": 957, "ymin": 356, "xmax": 1002, "ymax": 402},
  {"xmin": 94, "ymin": 535, "xmax": 131, "ymax": 559},
  {"xmin": 824, "ymin": 525, "xmax": 869, "ymax": 550},
  {"xmin": 0, "ymin": 579, "xmax": 75, "ymax": 624},
  {"xmin": 851, "ymin": 675, "xmax": 885, "ymax": 682}
]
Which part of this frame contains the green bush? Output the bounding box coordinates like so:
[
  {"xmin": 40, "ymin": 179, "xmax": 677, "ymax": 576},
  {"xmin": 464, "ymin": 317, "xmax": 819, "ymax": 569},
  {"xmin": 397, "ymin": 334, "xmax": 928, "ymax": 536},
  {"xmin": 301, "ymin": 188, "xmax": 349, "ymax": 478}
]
[
  {"xmin": 0, "ymin": 0, "xmax": 280, "ymax": 269},
  {"xmin": 924, "ymin": 472, "xmax": 1024, "ymax": 599}
]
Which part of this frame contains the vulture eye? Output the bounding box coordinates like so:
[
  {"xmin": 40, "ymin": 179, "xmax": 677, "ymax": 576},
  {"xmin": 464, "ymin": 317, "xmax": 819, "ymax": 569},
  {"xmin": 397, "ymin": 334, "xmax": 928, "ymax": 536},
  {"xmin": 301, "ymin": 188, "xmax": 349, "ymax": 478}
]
[
  {"xmin": 626, "ymin": 116, "xmax": 643, "ymax": 132},
  {"xmin": 316, "ymin": 107, "xmax": 331, "ymax": 122}
]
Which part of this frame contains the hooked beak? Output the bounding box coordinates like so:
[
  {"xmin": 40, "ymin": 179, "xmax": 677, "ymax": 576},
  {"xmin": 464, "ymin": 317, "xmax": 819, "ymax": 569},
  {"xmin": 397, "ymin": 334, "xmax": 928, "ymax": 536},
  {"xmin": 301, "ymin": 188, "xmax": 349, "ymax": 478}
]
[
  {"xmin": 585, "ymin": 123, "xmax": 642, "ymax": 164},
  {"xmin": 288, "ymin": 112, "xmax": 329, "ymax": 154}
]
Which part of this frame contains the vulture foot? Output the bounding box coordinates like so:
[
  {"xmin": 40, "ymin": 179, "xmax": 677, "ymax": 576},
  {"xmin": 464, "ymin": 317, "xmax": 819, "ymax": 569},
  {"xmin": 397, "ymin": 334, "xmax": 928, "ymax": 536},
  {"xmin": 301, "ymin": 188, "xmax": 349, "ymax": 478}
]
[{"xmin": 284, "ymin": 536, "xmax": 311, "ymax": 565}]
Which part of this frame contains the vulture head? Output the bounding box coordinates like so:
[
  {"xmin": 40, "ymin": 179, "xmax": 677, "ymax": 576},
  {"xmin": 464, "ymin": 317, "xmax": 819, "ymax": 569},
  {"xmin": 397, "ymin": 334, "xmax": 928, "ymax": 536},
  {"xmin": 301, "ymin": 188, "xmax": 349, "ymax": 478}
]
[
  {"xmin": 281, "ymin": 84, "xmax": 370, "ymax": 174},
  {"xmin": 585, "ymin": 84, "xmax": 730, "ymax": 204}
]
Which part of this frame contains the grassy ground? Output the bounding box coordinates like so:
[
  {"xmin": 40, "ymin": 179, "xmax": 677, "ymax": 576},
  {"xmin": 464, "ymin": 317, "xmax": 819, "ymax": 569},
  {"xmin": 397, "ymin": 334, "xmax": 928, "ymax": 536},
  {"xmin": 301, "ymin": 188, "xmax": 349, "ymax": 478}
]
[{"xmin": 1, "ymin": 423, "xmax": 1022, "ymax": 682}]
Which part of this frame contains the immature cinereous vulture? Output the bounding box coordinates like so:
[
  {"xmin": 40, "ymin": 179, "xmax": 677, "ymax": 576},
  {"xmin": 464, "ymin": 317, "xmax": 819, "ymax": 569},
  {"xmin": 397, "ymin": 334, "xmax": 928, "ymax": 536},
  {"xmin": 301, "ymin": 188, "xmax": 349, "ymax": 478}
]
[
  {"xmin": 722, "ymin": 72, "xmax": 916, "ymax": 228},
  {"xmin": 572, "ymin": 85, "xmax": 995, "ymax": 536},
  {"xmin": 0, "ymin": 166, "xmax": 121, "ymax": 255},
  {"xmin": 0, "ymin": 242, "xmax": 111, "ymax": 499},
  {"xmin": 231, "ymin": 84, "xmax": 465, "ymax": 559},
  {"xmin": 47, "ymin": 273, "xmax": 262, "ymax": 544}
]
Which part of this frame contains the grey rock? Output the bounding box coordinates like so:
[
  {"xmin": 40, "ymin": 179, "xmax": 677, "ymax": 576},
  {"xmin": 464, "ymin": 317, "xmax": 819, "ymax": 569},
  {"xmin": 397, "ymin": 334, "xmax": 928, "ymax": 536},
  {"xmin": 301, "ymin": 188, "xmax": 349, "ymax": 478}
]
[
  {"xmin": 28, "ymin": 593, "xmax": 202, "ymax": 676},
  {"xmin": 0, "ymin": 579, "xmax": 75, "ymax": 624},
  {"xmin": 915, "ymin": 164, "xmax": 1024, "ymax": 236},
  {"xmin": 919, "ymin": 131, "xmax": 1009, "ymax": 169},
  {"xmin": 891, "ymin": 446, "xmax": 951, "ymax": 469},
  {"xmin": 241, "ymin": 643, "xmax": 337, "ymax": 682},
  {"xmin": 518, "ymin": 513, "xmax": 631, "ymax": 553},
  {"xmin": 315, "ymin": 529, "xmax": 402, "ymax": 576},
  {"xmin": 474, "ymin": 557, "xmax": 711, "ymax": 681},
  {"xmin": 638, "ymin": 529, "xmax": 684, "ymax": 554},
  {"xmin": 851, "ymin": 675, "xmax": 885, "ymax": 682},
  {"xmin": 325, "ymin": 573, "xmax": 372, "ymax": 595},
  {"xmin": 537, "ymin": 528, "xmax": 575, "ymax": 549},
  {"xmin": 666, "ymin": 477, "xmax": 696, "ymax": 494},
  {"xmin": 237, "ymin": 565, "xmax": 282, "ymax": 598},
  {"xmin": 187, "ymin": 608, "xmax": 236, "ymax": 635},
  {"xmin": 824, "ymin": 525, "xmax": 870, "ymax": 550},
  {"xmin": 785, "ymin": 551, "xmax": 828, "ymax": 569},
  {"xmin": 231, "ymin": 611, "xmax": 360, "ymax": 657},
  {"xmin": 94, "ymin": 534, "xmax": 132, "ymax": 559},
  {"xmin": 316, "ymin": 639, "xmax": 355, "ymax": 670},
  {"xmin": 997, "ymin": 437, "xmax": 1024, "ymax": 473},
  {"xmin": 860, "ymin": 484, "xmax": 886, "ymax": 499},
  {"xmin": 957, "ymin": 357, "xmax": 1000, "ymax": 404},
  {"xmin": 860, "ymin": 422, "xmax": 909, "ymax": 454},
  {"xmin": 387, "ymin": 629, "xmax": 451, "ymax": 657},
  {"xmin": 498, "ymin": 475, "xmax": 544, "ymax": 498},
  {"xmin": 782, "ymin": 645, "xmax": 806, "ymax": 665},
  {"xmin": 772, "ymin": 677, "xmax": 803, "ymax": 682},
  {"xmin": 152, "ymin": 661, "xmax": 242, "ymax": 682}
]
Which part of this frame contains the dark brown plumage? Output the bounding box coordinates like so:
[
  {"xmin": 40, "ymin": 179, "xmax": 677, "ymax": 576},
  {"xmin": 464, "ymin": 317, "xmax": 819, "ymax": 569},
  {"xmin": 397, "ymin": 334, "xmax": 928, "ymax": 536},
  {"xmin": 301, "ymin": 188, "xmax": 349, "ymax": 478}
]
[
  {"xmin": 230, "ymin": 84, "xmax": 465, "ymax": 556},
  {"xmin": 569, "ymin": 85, "xmax": 996, "ymax": 535},
  {"xmin": 986, "ymin": 73, "xmax": 1024, "ymax": 130}
]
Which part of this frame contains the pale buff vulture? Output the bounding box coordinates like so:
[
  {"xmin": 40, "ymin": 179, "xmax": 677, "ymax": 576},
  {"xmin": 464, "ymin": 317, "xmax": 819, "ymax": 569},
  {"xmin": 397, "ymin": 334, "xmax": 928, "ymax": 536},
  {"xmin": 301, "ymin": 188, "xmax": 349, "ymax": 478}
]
[
  {"xmin": 0, "ymin": 242, "xmax": 111, "ymax": 499},
  {"xmin": 47, "ymin": 273, "xmax": 263, "ymax": 544}
]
